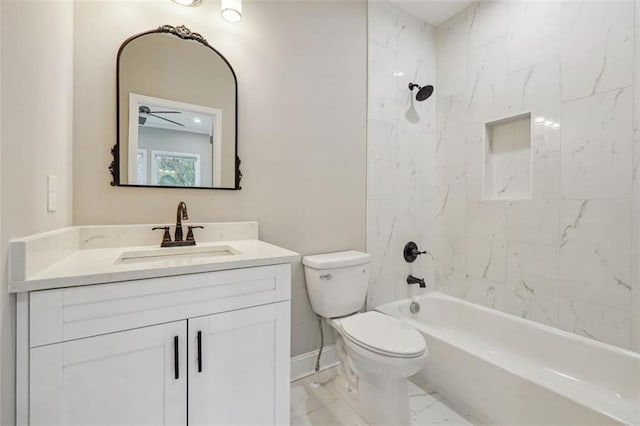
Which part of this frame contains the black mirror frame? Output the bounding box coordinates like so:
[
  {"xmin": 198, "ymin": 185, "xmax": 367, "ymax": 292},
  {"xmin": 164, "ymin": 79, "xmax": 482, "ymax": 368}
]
[{"xmin": 110, "ymin": 24, "xmax": 242, "ymax": 190}]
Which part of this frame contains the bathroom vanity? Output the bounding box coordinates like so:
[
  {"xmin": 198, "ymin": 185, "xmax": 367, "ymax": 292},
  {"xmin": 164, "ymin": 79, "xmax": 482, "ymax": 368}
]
[{"xmin": 10, "ymin": 222, "xmax": 299, "ymax": 426}]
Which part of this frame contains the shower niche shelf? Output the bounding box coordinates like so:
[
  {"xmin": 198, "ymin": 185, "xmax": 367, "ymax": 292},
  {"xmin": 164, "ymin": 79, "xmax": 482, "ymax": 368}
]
[{"xmin": 483, "ymin": 113, "xmax": 532, "ymax": 200}]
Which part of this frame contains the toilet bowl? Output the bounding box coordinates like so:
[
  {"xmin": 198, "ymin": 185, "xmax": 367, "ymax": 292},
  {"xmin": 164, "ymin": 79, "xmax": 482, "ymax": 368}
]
[
  {"xmin": 303, "ymin": 251, "xmax": 428, "ymax": 426},
  {"xmin": 330, "ymin": 312, "xmax": 427, "ymax": 425}
]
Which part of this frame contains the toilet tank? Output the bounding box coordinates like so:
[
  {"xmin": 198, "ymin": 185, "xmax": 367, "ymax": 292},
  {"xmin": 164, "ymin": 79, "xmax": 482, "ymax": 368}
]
[{"xmin": 302, "ymin": 250, "xmax": 370, "ymax": 318}]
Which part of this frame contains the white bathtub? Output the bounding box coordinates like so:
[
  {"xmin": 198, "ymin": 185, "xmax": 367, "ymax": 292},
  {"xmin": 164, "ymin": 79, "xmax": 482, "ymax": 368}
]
[{"xmin": 377, "ymin": 292, "xmax": 640, "ymax": 425}]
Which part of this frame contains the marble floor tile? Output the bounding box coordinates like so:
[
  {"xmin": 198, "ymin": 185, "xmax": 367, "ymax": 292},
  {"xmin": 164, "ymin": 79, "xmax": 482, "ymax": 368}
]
[
  {"xmin": 290, "ymin": 372, "xmax": 338, "ymax": 421},
  {"xmin": 408, "ymin": 380, "xmax": 475, "ymax": 426},
  {"xmin": 291, "ymin": 399, "xmax": 369, "ymax": 426},
  {"xmin": 290, "ymin": 368, "xmax": 475, "ymax": 426}
]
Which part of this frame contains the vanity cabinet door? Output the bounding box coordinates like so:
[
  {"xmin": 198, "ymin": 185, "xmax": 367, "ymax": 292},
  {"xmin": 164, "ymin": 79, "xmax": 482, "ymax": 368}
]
[
  {"xmin": 30, "ymin": 321, "xmax": 187, "ymax": 426},
  {"xmin": 188, "ymin": 301, "xmax": 290, "ymax": 425}
]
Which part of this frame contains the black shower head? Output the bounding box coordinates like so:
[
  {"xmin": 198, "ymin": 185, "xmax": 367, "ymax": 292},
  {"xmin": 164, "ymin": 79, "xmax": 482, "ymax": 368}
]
[{"xmin": 408, "ymin": 82, "xmax": 434, "ymax": 101}]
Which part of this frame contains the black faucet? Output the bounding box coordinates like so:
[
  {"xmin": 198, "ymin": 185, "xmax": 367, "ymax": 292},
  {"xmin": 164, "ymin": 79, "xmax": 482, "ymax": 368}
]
[
  {"xmin": 152, "ymin": 202, "xmax": 204, "ymax": 247},
  {"xmin": 407, "ymin": 275, "xmax": 426, "ymax": 288},
  {"xmin": 175, "ymin": 201, "xmax": 189, "ymax": 242}
]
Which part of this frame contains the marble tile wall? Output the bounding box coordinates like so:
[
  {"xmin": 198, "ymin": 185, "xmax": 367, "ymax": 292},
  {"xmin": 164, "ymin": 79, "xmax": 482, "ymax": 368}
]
[
  {"xmin": 434, "ymin": 0, "xmax": 637, "ymax": 349},
  {"xmin": 367, "ymin": 2, "xmax": 437, "ymax": 308}
]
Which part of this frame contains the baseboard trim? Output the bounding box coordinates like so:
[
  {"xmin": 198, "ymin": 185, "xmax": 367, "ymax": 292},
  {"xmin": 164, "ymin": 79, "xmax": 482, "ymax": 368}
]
[{"xmin": 290, "ymin": 345, "xmax": 339, "ymax": 382}]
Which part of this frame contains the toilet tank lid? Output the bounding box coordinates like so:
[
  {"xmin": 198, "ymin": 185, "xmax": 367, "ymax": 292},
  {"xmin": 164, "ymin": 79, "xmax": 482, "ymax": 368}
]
[{"xmin": 303, "ymin": 250, "xmax": 370, "ymax": 270}]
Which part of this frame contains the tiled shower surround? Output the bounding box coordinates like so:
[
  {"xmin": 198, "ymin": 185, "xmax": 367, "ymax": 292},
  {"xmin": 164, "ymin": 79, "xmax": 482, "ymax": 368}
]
[
  {"xmin": 368, "ymin": 0, "xmax": 640, "ymax": 350},
  {"xmin": 367, "ymin": 2, "xmax": 437, "ymax": 309}
]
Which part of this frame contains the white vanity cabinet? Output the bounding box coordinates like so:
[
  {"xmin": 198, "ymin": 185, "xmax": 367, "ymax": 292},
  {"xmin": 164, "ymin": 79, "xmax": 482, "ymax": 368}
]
[{"xmin": 17, "ymin": 264, "xmax": 292, "ymax": 426}]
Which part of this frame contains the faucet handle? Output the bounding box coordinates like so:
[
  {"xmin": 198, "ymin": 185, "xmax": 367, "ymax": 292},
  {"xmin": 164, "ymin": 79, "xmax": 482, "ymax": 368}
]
[
  {"xmin": 186, "ymin": 225, "xmax": 204, "ymax": 242},
  {"xmin": 152, "ymin": 226, "xmax": 172, "ymax": 245},
  {"xmin": 404, "ymin": 241, "xmax": 427, "ymax": 263}
]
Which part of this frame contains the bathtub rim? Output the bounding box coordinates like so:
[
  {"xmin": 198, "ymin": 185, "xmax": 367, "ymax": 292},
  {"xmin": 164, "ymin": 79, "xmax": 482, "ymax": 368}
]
[{"xmin": 378, "ymin": 292, "xmax": 640, "ymax": 359}]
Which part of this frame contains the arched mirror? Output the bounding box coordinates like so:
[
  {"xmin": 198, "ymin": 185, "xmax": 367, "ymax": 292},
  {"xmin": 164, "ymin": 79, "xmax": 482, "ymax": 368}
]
[{"xmin": 111, "ymin": 25, "xmax": 240, "ymax": 189}]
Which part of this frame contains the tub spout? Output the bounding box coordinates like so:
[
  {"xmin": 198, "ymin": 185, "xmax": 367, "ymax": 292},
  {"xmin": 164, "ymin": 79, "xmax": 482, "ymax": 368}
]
[{"xmin": 407, "ymin": 275, "xmax": 426, "ymax": 288}]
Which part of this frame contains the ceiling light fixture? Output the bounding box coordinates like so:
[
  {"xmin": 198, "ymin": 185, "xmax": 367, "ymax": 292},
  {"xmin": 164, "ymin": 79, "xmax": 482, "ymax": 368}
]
[
  {"xmin": 172, "ymin": 0, "xmax": 202, "ymax": 6},
  {"xmin": 221, "ymin": 0, "xmax": 242, "ymax": 23}
]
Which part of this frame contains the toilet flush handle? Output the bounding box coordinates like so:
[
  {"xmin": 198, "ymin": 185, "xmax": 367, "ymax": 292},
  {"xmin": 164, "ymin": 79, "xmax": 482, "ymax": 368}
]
[{"xmin": 320, "ymin": 274, "xmax": 332, "ymax": 280}]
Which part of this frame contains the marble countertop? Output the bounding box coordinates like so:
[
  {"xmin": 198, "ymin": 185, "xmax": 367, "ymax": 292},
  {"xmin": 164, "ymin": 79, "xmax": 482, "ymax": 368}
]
[{"xmin": 9, "ymin": 223, "xmax": 300, "ymax": 293}]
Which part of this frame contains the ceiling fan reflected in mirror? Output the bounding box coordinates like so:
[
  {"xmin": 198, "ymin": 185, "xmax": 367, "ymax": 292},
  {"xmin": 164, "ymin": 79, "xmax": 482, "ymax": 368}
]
[{"xmin": 138, "ymin": 105, "xmax": 184, "ymax": 126}]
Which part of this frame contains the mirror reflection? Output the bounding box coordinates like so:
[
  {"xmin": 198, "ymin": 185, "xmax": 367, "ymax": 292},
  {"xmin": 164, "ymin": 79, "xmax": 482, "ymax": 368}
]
[
  {"xmin": 114, "ymin": 25, "xmax": 240, "ymax": 189},
  {"xmin": 131, "ymin": 94, "xmax": 222, "ymax": 187}
]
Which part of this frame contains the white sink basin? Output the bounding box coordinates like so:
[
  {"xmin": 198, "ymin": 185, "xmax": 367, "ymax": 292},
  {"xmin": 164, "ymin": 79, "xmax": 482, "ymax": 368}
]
[{"xmin": 116, "ymin": 245, "xmax": 240, "ymax": 265}]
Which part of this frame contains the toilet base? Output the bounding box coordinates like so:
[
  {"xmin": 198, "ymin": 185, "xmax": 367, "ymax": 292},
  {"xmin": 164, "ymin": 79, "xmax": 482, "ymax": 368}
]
[
  {"xmin": 333, "ymin": 369, "xmax": 411, "ymax": 426},
  {"xmin": 332, "ymin": 337, "xmax": 412, "ymax": 426}
]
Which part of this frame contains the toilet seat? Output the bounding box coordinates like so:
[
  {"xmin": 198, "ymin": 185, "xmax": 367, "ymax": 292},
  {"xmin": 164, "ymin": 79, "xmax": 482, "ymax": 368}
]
[{"xmin": 339, "ymin": 311, "xmax": 426, "ymax": 358}]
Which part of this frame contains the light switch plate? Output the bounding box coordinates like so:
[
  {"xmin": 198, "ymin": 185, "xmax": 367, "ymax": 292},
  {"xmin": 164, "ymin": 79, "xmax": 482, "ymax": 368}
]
[{"xmin": 47, "ymin": 174, "xmax": 57, "ymax": 212}]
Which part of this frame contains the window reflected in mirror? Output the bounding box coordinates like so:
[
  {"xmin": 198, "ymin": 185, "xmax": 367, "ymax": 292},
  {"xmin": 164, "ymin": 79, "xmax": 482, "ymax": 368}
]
[{"xmin": 129, "ymin": 94, "xmax": 222, "ymax": 187}]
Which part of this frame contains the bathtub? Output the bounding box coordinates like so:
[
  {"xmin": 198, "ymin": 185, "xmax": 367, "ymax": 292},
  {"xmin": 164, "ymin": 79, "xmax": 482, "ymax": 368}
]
[{"xmin": 377, "ymin": 292, "xmax": 640, "ymax": 425}]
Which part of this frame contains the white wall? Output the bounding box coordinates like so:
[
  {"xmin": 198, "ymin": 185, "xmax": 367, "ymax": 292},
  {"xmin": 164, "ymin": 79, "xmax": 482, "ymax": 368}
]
[
  {"xmin": 366, "ymin": 2, "xmax": 437, "ymax": 308},
  {"xmin": 0, "ymin": 0, "xmax": 74, "ymax": 423},
  {"xmin": 632, "ymin": 0, "xmax": 640, "ymax": 351},
  {"xmin": 434, "ymin": 0, "xmax": 636, "ymax": 349},
  {"xmin": 0, "ymin": 1, "xmax": 3, "ymax": 421},
  {"xmin": 72, "ymin": 1, "xmax": 367, "ymax": 358}
]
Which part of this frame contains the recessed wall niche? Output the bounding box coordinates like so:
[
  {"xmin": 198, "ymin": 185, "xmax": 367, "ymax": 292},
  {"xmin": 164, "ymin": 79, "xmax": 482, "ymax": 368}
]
[{"xmin": 484, "ymin": 113, "xmax": 532, "ymax": 200}]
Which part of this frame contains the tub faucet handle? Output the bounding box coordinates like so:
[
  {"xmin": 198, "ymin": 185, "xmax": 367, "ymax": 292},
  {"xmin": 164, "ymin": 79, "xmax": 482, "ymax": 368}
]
[
  {"xmin": 407, "ymin": 275, "xmax": 426, "ymax": 288},
  {"xmin": 404, "ymin": 241, "xmax": 427, "ymax": 263}
]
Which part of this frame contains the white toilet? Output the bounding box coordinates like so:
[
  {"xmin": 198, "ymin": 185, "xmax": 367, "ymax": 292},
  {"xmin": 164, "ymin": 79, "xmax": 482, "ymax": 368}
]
[{"xmin": 303, "ymin": 250, "xmax": 427, "ymax": 426}]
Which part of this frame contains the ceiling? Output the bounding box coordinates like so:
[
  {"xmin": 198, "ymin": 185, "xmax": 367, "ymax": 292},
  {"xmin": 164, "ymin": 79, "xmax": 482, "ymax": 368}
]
[
  {"xmin": 140, "ymin": 107, "xmax": 214, "ymax": 136},
  {"xmin": 388, "ymin": 0, "xmax": 474, "ymax": 26}
]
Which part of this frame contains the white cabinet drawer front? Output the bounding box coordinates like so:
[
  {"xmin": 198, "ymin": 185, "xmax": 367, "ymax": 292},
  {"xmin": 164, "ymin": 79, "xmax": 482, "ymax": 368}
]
[{"xmin": 30, "ymin": 264, "xmax": 291, "ymax": 347}]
